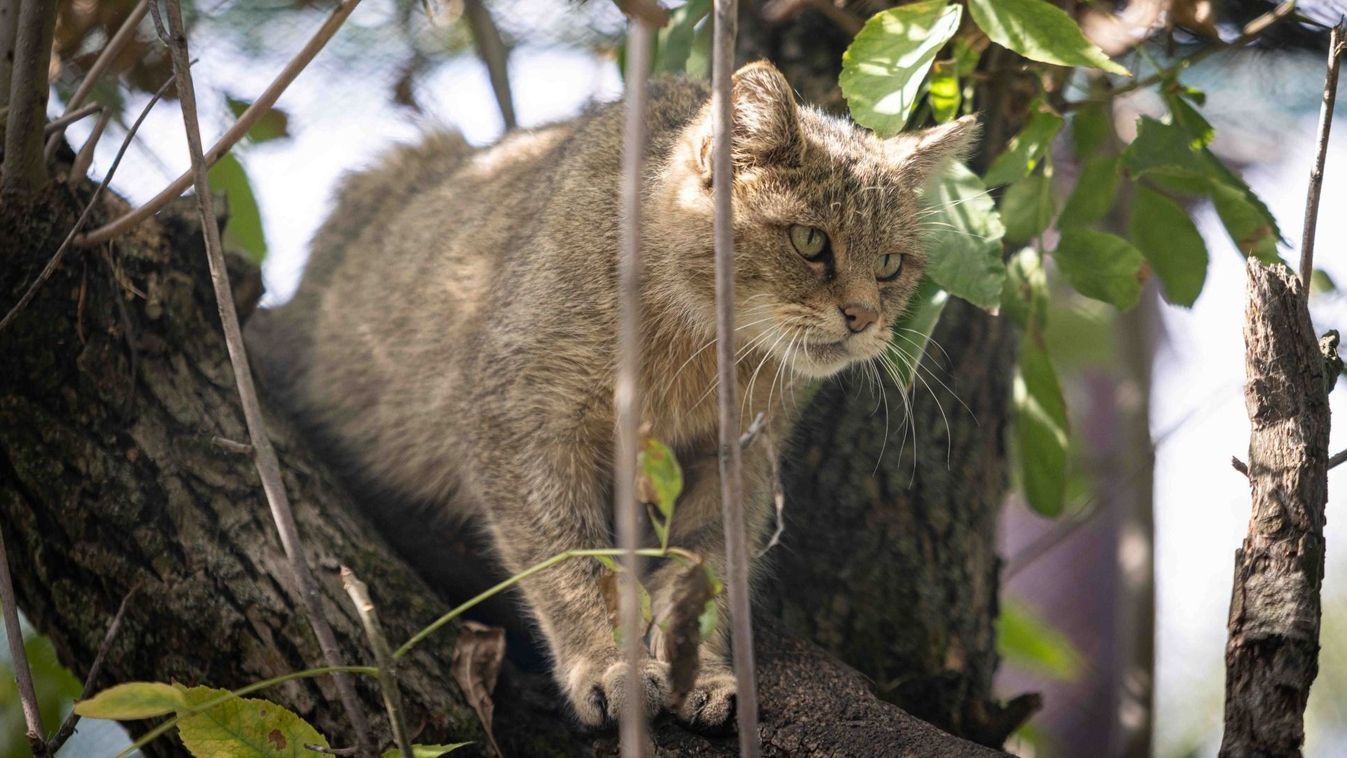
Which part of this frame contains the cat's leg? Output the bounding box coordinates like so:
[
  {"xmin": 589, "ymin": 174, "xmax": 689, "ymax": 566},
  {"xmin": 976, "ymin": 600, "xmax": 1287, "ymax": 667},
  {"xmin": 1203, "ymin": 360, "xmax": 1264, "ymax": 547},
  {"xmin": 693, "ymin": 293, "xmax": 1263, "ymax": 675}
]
[
  {"xmin": 475, "ymin": 442, "xmax": 669, "ymax": 727},
  {"xmin": 645, "ymin": 444, "xmax": 774, "ymax": 730}
]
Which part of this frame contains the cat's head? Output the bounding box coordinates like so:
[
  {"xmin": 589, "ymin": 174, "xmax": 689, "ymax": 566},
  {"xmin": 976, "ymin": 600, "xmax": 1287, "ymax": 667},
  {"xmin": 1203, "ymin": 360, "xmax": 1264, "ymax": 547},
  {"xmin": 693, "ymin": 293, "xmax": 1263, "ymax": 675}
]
[{"xmin": 654, "ymin": 61, "xmax": 978, "ymax": 379}]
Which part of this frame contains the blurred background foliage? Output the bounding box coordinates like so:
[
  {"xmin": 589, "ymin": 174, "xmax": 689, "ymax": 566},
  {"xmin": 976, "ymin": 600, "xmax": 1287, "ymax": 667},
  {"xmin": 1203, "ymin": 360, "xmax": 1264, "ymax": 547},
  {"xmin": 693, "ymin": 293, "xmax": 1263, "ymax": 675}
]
[{"xmin": 6, "ymin": 0, "xmax": 1347, "ymax": 755}]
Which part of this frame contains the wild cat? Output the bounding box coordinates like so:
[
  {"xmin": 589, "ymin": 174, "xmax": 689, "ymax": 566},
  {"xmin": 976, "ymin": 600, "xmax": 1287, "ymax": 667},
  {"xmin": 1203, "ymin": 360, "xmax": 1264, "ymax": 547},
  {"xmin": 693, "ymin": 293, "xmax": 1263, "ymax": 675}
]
[{"xmin": 249, "ymin": 60, "xmax": 977, "ymax": 729}]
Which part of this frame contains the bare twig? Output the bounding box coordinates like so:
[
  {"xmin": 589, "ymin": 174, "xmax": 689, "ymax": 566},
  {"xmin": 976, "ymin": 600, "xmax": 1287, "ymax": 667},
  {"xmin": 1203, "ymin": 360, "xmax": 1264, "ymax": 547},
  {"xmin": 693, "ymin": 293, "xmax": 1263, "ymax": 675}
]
[
  {"xmin": 71, "ymin": 109, "xmax": 113, "ymax": 180},
  {"xmin": 341, "ymin": 568, "xmax": 413, "ymax": 758},
  {"xmin": 615, "ymin": 12, "xmax": 654, "ymax": 756},
  {"xmin": 44, "ymin": 0, "xmax": 151, "ymax": 159},
  {"xmin": 211, "ymin": 436, "xmax": 254, "ymax": 455},
  {"xmin": 738, "ymin": 411, "xmax": 767, "ymax": 449},
  {"xmin": 157, "ymin": 1, "xmax": 373, "ymax": 752},
  {"xmin": 77, "ymin": 0, "xmax": 362, "ymax": 246},
  {"xmin": 42, "ymin": 103, "xmax": 102, "ymax": 135},
  {"xmin": 711, "ymin": 0, "xmax": 760, "ymax": 752},
  {"xmin": 1299, "ymin": 24, "xmax": 1345, "ymax": 288},
  {"xmin": 47, "ymin": 585, "xmax": 139, "ymax": 753},
  {"xmin": 0, "ymin": 0, "xmax": 20, "ymax": 113},
  {"xmin": 0, "ymin": 78, "xmax": 172, "ymax": 335},
  {"xmin": 761, "ymin": 0, "xmax": 862, "ymax": 36},
  {"xmin": 0, "ymin": 527, "xmax": 47, "ymax": 756},
  {"xmin": 1, "ymin": 0, "xmax": 58, "ymax": 193},
  {"xmin": 1065, "ymin": 0, "xmax": 1297, "ymax": 110},
  {"xmin": 1231, "ymin": 456, "xmax": 1250, "ymax": 476},
  {"xmin": 462, "ymin": 0, "xmax": 516, "ymax": 131},
  {"xmin": 304, "ymin": 746, "xmax": 358, "ymax": 756},
  {"xmin": 753, "ymin": 431, "xmax": 786, "ymax": 558}
]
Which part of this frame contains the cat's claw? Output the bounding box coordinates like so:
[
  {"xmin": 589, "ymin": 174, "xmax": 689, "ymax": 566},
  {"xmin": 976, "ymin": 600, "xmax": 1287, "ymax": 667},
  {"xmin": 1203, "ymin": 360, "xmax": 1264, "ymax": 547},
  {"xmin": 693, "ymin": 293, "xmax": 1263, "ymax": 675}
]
[{"xmin": 565, "ymin": 657, "xmax": 669, "ymax": 727}]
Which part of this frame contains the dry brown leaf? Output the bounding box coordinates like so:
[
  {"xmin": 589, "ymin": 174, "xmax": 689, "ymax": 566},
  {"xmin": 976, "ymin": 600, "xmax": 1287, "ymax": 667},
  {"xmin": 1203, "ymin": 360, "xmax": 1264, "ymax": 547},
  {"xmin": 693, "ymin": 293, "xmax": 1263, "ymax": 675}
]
[{"xmin": 450, "ymin": 620, "xmax": 505, "ymax": 757}]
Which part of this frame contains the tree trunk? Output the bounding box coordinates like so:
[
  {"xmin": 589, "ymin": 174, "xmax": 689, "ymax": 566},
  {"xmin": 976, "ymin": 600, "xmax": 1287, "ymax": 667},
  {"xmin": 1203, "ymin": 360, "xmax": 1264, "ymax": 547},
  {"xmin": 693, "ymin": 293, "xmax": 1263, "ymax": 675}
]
[
  {"xmin": 1220, "ymin": 262, "xmax": 1329, "ymax": 757},
  {"xmin": 0, "ymin": 183, "xmax": 1008, "ymax": 756}
]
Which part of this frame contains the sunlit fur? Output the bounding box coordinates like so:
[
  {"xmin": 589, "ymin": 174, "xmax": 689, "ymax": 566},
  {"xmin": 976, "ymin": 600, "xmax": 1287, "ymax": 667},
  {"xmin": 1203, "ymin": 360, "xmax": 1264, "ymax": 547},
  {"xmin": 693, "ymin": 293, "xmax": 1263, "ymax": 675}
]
[{"xmin": 249, "ymin": 61, "xmax": 977, "ymax": 730}]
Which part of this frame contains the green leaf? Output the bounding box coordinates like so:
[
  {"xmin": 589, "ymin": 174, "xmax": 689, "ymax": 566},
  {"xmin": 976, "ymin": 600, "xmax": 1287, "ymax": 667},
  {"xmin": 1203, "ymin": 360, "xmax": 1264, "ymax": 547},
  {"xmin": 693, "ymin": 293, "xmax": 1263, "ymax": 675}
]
[
  {"xmin": 74, "ymin": 682, "xmax": 187, "ymax": 720},
  {"xmin": 1053, "ymin": 228, "xmax": 1144, "ymax": 309},
  {"xmin": 841, "ymin": 0, "xmax": 963, "ymax": 137},
  {"xmin": 638, "ymin": 437, "xmax": 683, "ymax": 520},
  {"xmin": 1058, "ymin": 154, "xmax": 1120, "ymax": 228},
  {"xmin": 208, "ymin": 153, "xmax": 268, "ymax": 264},
  {"xmin": 1202, "ymin": 166, "xmax": 1281, "ymax": 263},
  {"xmin": 698, "ymin": 598, "xmax": 719, "ymax": 640},
  {"xmin": 654, "ymin": 0, "xmax": 711, "ymax": 74},
  {"xmin": 1121, "ymin": 116, "xmax": 1206, "ymax": 179},
  {"xmin": 1164, "ymin": 90, "xmax": 1214, "ymax": 149},
  {"xmin": 928, "ymin": 64, "xmax": 961, "ymax": 123},
  {"xmin": 1070, "ymin": 101, "xmax": 1112, "ymax": 155},
  {"xmin": 226, "ymin": 97, "xmax": 290, "ymax": 144},
  {"xmin": 887, "ymin": 276, "xmax": 947, "ymax": 390},
  {"xmin": 175, "ymin": 685, "xmax": 329, "ymax": 757},
  {"xmin": 1014, "ymin": 331, "xmax": 1068, "ymax": 517},
  {"xmin": 1129, "ymin": 186, "xmax": 1208, "ymax": 306},
  {"xmin": 999, "ymin": 599, "xmax": 1083, "ymax": 679},
  {"xmin": 1002, "ymin": 247, "xmax": 1048, "ymax": 331},
  {"xmin": 984, "ymin": 109, "xmax": 1064, "ymax": 187},
  {"xmin": 967, "ymin": 0, "xmax": 1129, "ymax": 75},
  {"xmin": 1001, "ymin": 172, "xmax": 1055, "ymax": 244},
  {"xmin": 592, "ymin": 554, "xmax": 619, "ymax": 572},
  {"xmin": 920, "ymin": 163, "xmax": 1006, "ymax": 308},
  {"xmin": 382, "ymin": 745, "xmax": 472, "ymax": 758},
  {"xmin": 685, "ymin": 15, "xmax": 713, "ymax": 79}
]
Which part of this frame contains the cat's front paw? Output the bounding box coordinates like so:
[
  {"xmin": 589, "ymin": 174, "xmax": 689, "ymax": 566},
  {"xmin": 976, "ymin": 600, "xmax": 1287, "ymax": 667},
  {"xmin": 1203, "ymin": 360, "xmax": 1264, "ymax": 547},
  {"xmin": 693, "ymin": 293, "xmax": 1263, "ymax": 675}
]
[
  {"xmin": 675, "ymin": 667, "xmax": 737, "ymax": 732},
  {"xmin": 562, "ymin": 655, "xmax": 670, "ymax": 727}
]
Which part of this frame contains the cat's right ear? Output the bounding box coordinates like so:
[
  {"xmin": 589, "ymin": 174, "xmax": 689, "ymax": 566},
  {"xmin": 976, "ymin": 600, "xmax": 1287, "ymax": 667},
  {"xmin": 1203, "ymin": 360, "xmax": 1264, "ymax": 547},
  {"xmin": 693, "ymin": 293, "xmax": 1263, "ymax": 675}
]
[{"xmin": 697, "ymin": 61, "xmax": 804, "ymax": 181}]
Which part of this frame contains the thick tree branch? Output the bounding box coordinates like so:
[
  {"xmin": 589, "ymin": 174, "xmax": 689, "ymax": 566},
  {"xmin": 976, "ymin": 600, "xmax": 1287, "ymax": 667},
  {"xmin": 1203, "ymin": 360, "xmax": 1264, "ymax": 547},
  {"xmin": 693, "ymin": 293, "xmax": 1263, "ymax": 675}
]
[
  {"xmin": 1, "ymin": 0, "xmax": 58, "ymax": 193},
  {"xmin": 1221, "ymin": 262, "xmax": 1330, "ymax": 756}
]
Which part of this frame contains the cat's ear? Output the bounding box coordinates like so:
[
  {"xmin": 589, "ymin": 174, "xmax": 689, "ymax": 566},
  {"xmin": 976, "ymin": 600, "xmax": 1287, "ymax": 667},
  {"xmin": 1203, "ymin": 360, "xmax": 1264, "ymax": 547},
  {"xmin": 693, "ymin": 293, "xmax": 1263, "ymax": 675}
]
[
  {"xmin": 884, "ymin": 115, "xmax": 980, "ymax": 185},
  {"xmin": 698, "ymin": 61, "xmax": 804, "ymax": 178}
]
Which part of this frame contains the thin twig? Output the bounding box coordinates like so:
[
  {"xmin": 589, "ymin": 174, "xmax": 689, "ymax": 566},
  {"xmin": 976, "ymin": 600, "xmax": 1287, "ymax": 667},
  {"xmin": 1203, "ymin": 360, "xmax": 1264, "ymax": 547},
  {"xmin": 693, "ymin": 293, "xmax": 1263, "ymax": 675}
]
[
  {"xmin": 1064, "ymin": 0, "xmax": 1297, "ymax": 110},
  {"xmin": 1329, "ymin": 449, "xmax": 1347, "ymax": 469},
  {"xmin": 1299, "ymin": 24, "xmax": 1345, "ymax": 287},
  {"xmin": 753, "ymin": 431, "xmax": 786, "ymax": 558},
  {"xmin": 157, "ymin": 1, "xmax": 373, "ymax": 752},
  {"xmin": 211, "ymin": 436, "xmax": 254, "ymax": 455},
  {"xmin": 1231, "ymin": 456, "xmax": 1250, "ymax": 476},
  {"xmin": 47, "ymin": 585, "xmax": 139, "ymax": 753},
  {"xmin": 1, "ymin": 0, "xmax": 58, "ymax": 193},
  {"xmin": 341, "ymin": 568, "xmax": 413, "ymax": 758},
  {"xmin": 0, "ymin": 78, "xmax": 173, "ymax": 335},
  {"xmin": 71, "ymin": 108, "xmax": 113, "ymax": 180},
  {"xmin": 0, "ymin": 527, "xmax": 47, "ymax": 756},
  {"xmin": 462, "ymin": 0, "xmax": 516, "ymax": 131},
  {"xmin": 304, "ymin": 746, "xmax": 359, "ymax": 756},
  {"xmin": 738, "ymin": 411, "xmax": 767, "ymax": 449},
  {"xmin": 615, "ymin": 12, "xmax": 654, "ymax": 756},
  {"xmin": 44, "ymin": 0, "xmax": 151, "ymax": 159},
  {"xmin": 711, "ymin": 0, "xmax": 761, "ymax": 752},
  {"xmin": 77, "ymin": 0, "xmax": 362, "ymax": 246},
  {"xmin": 43, "ymin": 103, "xmax": 103, "ymax": 135}
]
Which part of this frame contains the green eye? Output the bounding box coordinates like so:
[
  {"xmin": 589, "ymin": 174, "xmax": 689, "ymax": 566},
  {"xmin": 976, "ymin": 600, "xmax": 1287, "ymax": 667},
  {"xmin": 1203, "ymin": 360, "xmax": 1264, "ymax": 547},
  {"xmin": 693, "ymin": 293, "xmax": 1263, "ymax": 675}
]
[
  {"xmin": 876, "ymin": 254, "xmax": 903, "ymax": 281},
  {"xmin": 789, "ymin": 225, "xmax": 829, "ymax": 260}
]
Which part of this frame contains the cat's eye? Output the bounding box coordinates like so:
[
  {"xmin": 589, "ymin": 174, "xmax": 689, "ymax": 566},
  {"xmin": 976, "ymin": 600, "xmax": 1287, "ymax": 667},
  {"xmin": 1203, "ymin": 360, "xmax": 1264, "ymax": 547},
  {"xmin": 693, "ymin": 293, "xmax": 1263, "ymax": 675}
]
[
  {"xmin": 876, "ymin": 254, "xmax": 903, "ymax": 281},
  {"xmin": 789, "ymin": 225, "xmax": 829, "ymax": 261}
]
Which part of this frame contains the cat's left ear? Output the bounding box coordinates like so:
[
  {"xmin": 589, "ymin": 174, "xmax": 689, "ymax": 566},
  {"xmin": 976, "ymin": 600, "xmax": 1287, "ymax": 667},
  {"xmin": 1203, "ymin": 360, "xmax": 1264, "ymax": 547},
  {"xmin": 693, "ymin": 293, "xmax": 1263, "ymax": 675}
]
[{"xmin": 884, "ymin": 115, "xmax": 981, "ymax": 185}]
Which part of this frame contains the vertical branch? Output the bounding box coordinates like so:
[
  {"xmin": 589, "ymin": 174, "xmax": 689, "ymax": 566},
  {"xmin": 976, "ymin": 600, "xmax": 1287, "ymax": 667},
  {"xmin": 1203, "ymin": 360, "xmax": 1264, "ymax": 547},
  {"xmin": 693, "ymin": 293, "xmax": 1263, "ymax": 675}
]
[
  {"xmin": 0, "ymin": 528, "xmax": 46, "ymax": 756},
  {"xmin": 0, "ymin": 0, "xmax": 20, "ymax": 113},
  {"xmin": 1220, "ymin": 263, "xmax": 1329, "ymax": 756},
  {"xmin": 616, "ymin": 15, "xmax": 654, "ymax": 758},
  {"xmin": 462, "ymin": 0, "xmax": 516, "ymax": 131},
  {"xmin": 1298, "ymin": 24, "xmax": 1345, "ymax": 288},
  {"xmin": 2, "ymin": 0, "xmax": 58, "ymax": 194},
  {"xmin": 341, "ymin": 568, "xmax": 413, "ymax": 758},
  {"xmin": 157, "ymin": 1, "xmax": 373, "ymax": 753},
  {"xmin": 710, "ymin": 0, "xmax": 761, "ymax": 754}
]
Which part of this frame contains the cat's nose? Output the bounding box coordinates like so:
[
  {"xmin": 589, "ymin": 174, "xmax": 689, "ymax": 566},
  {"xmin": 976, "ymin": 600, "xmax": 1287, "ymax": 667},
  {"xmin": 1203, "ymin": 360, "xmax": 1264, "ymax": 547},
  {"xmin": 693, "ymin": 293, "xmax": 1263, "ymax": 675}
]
[{"xmin": 841, "ymin": 304, "xmax": 879, "ymax": 334}]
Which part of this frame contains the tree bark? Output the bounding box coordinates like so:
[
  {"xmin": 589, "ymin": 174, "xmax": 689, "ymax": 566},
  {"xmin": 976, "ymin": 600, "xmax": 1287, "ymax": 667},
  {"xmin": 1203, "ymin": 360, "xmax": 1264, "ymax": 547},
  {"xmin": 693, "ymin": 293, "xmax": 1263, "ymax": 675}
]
[
  {"xmin": 0, "ymin": 184, "xmax": 1008, "ymax": 756},
  {"xmin": 1220, "ymin": 262, "xmax": 1330, "ymax": 757}
]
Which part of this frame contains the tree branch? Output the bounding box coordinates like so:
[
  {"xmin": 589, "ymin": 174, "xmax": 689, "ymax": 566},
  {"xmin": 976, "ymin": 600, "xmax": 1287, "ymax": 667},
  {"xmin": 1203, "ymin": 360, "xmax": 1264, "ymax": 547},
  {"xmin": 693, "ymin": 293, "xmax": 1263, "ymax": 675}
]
[
  {"xmin": 76, "ymin": 0, "xmax": 362, "ymax": 246},
  {"xmin": 158, "ymin": 0, "xmax": 373, "ymax": 751},
  {"xmin": 462, "ymin": 0, "xmax": 516, "ymax": 131},
  {"xmin": 1, "ymin": 0, "xmax": 58, "ymax": 194},
  {"xmin": 1298, "ymin": 24, "xmax": 1345, "ymax": 288},
  {"xmin": 0, "ymin": 525, "xmax": 46, "ymax": 756},
  {"xmin": 342, "ymin": 568, "xmax": 412, "ymax": 758},
  {"xmin": 710, "ymin": 0, "xmax": 761, "ymax": 754}
]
